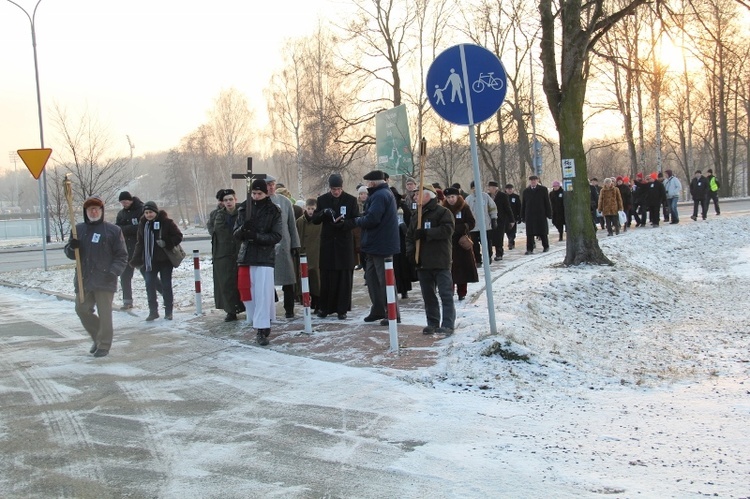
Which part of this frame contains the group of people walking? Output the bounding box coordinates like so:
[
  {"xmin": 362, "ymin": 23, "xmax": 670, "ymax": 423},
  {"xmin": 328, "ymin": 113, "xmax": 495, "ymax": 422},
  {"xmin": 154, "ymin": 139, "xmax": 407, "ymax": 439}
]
[{"xmin": 64, "ymin": 167, "xmax": 722, "ymax": 357}]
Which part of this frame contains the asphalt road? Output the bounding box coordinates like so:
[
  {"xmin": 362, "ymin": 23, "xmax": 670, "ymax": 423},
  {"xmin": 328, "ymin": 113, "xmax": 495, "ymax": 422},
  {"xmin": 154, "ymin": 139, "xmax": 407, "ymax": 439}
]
[
  {"xmin": 0, "ymin": 235, "xmax": 212, "ymax": 272},
  {"xmin": 0, "ymin": 287, "xmax": 541, "ymax": 498}
]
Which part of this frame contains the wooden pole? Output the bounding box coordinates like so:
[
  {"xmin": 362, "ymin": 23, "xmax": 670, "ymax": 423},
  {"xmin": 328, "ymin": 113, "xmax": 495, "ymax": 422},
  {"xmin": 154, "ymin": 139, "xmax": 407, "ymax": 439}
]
[
  {"xmin": 415, "ymin": 138, "xmax": 426, "ymax": 264},
  {"xmin": 63, "ymin": 174, "xmax": 85, "ymax": 303}
]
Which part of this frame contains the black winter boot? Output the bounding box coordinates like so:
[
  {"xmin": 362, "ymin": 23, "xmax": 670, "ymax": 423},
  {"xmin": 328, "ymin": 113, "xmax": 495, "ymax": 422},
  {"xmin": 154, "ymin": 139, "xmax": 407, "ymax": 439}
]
[{"xmin": 256, "ymin": 328, "xmax": 270, "ymax": 346}]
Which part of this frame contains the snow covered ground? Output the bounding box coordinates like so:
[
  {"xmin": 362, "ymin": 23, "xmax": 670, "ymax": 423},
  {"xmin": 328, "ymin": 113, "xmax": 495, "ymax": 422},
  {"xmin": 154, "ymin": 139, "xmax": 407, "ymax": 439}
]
[{"xmin": 1, "ymin": 214, "xmax": 749, "ymax": 496}]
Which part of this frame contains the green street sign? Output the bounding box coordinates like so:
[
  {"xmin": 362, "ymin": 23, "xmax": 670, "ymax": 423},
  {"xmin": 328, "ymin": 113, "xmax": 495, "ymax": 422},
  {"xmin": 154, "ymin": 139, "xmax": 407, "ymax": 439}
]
[{"xmin": 376, "ymin": 104, "xmax": 413, "ymax": 176}]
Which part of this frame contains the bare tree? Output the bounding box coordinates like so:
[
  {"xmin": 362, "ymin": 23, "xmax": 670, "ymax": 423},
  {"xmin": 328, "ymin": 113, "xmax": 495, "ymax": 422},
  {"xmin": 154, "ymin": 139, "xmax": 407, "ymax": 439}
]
[
  {"xmin": 48, "ymin": 104, "xmax": 131, "ymax": 239},
  {"xmin": 539, "ymin": 0, "xmax": 648, "ymax": 265},
  {"xmin": 208, "ymin": 88, "xmax": 254, "ymax": 184}
]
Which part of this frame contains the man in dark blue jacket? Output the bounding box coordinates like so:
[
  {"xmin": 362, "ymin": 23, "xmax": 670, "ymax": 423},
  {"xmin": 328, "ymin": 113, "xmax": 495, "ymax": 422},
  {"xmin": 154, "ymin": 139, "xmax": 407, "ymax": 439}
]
[
  {"xmin": 352, "ymin": 170, "xmax": 400, "ymax": 323},
  {"xmin": 65, "ymin": 196, "xmax": 128, "ymax": 357}
]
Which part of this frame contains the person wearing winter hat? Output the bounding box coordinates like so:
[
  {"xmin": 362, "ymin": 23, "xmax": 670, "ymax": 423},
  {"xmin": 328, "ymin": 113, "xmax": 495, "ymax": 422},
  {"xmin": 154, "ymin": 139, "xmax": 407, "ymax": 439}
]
[
  {"xmin": 234, "ymin": 177, "xmax": 283, "ymax": 345},
  {"xmin": 64, "ymin": 196, "xmax": 129, "ymax": 358},
  {"xmin": 211, "ymin": 188, "xmax": 245, "ymax": 322},
  {"xmin": 129, "ymin": 201, "xmax": 183, "ymax": 321},
  {"xmin": 312, "ymin": 173, "xmax": 360, "ymax": 320},
  {"xmin": 350, "ymin": 168, "xmax": 400, "ymax": 324},
  {"xmin": 115, "ymin": 191, "xmax": 153, "ymax": 310},
  {"xmin": 406, "ymin": 180, "xmax": 455, "ymax": 335},
  {"xmin": 705, "ymin": 168, "xmax": 721, "ymax": 216},
  {"xmin": 644, "ymin": 171, "xmax": 666, "ymax": 227}
]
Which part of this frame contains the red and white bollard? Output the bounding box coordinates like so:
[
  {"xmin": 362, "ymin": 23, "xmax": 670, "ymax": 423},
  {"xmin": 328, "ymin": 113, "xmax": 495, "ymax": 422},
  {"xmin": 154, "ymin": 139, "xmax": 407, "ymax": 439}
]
[
  {"xmin": 384, "ymin": 257, "xmax": 399, "ymax": 351},
  {"xmin": 299, "ymin": 253, "xmax": 312, "ymax": 334},
  {"xmin": 193, "ymin": 249, "xmax": 203, "ymax": 315}
]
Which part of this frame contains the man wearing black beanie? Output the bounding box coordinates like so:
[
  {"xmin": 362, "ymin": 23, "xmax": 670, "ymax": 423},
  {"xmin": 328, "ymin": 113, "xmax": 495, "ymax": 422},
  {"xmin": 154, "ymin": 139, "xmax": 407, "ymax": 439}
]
[{"xmin": 311, "ymin": 173, "xmax": 359, "ymax": 320}]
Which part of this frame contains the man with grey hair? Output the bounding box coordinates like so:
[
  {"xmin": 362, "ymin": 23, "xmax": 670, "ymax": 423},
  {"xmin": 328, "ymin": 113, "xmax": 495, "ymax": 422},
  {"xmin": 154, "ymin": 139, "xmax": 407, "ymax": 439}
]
[
  {"xmin": 406, "ymin": 184, "xmax": 455, "ymax": 335},
  {"xmin": 266, "ymin": 175, "xmax": 302, "ymax": 319}
]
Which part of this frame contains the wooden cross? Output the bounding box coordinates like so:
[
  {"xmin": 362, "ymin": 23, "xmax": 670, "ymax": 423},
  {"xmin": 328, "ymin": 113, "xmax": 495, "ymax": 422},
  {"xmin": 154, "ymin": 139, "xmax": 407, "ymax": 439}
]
[{"xmin": 231, "ymin": 157, "xmax": 267, "ymax": 199}]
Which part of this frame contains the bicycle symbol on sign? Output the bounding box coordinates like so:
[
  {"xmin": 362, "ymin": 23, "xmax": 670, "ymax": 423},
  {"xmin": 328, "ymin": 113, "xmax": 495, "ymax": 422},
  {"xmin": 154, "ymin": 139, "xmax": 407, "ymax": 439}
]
[{"xmin": 472, "ymin": 72, "xmax": 504, "ymax": 93}]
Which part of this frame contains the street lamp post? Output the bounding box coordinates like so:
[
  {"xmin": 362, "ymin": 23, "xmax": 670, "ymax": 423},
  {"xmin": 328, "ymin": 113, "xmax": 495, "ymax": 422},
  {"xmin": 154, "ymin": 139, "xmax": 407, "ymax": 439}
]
[{"xmin": 7, "ymin": 0, "xmax": 52, "ymax": 265}]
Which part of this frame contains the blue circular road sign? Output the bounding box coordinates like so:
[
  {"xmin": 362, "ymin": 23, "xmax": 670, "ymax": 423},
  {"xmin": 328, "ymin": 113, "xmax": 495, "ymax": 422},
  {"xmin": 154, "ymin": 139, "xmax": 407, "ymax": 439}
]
[{"xmin": 426, "ymin": 44, "xmax": 508, "ymax": 126}]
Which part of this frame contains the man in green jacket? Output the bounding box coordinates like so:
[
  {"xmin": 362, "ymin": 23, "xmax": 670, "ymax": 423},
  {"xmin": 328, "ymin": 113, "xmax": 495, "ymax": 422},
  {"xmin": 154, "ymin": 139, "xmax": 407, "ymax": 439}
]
[{"xmin": 406, "ymin": 184, "xmax": 455, "ymax": 336}]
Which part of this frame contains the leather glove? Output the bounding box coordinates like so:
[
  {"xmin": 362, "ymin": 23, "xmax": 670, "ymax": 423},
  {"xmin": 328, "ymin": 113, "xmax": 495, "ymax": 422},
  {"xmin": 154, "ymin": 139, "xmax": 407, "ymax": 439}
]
[
  {"xmin": 68, "ymin": 238, "xmax": 80, "ymax": 250},
  {"xmin": 244, "ymin": 226, "xmax": 257, "ymax": 240},
  {"xmin": 243, "ymin": 219, "xmax": 256, "ymax": 230},
  {"xmin": 156, "ymin": 239, "xmax": 166, "ymax": 248},
  {"xmin": 491, "ymin": 219, "xmax": 498, "ymax": 230},
  {"xmin": 323, "ymin": 208, "xmax": 336, "ymax": 219},
  {"xmin": 413, "ymin": 228, "xmax": 426, "ymax": 240}
]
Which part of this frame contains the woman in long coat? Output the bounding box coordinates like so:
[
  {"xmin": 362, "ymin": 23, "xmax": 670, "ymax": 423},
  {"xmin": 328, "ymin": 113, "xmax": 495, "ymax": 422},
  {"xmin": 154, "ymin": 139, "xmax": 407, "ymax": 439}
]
[
  {"xmin": 442, "ymin": 187, "xmax": 478, "ymax": 301},
  {"xmin": 597, "ymin": 177, "xmax": 624, "ymax": 236}
]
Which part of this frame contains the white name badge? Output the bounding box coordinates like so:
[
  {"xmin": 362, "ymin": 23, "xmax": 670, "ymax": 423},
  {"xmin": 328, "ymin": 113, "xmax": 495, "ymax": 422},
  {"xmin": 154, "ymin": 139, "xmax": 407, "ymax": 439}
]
[
  {"xmin": 131, "ymin": 218, "xmax": 138, "ymax": 225},
  {"xmin": 424, "ymin": 221, "xmax": 431, "ymax": 229},
  {"xmin": 92, "ymin": 233, "xmax": 101, "ymax": 243},
  {"xmin": 511, "ymin": 198, "xmax": 516, "ymax": 203},
  {"xmin": 456, "ymin": 212, "xmax": 462, "ymax": 219},
  {"xmin": 340, "ymin": 206, "xmax": 347, "ymax": 216},
  {"xmin": 154, "ymin": 221, "xmax": 160, "ymax": 230},
  {"xmin": 412, "ymin": 202, "xmax": 417, "ymax": 210},
  {"xmin": 558, "ymin": 193, "xmax": 563, "ymax": 198}
]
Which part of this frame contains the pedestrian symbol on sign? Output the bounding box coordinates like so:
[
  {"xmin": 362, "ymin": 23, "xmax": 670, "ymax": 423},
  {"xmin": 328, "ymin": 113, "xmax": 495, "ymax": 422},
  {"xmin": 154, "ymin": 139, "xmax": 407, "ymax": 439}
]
[{"xmin": 426, "ymin": 44, "xmax": 508, "ymax": 126}]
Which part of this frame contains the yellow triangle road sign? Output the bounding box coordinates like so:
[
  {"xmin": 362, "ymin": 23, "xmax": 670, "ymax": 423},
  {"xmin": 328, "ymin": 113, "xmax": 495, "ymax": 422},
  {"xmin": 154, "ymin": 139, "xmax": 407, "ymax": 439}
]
[{"xmin": 17, "ymin": 148, "xmax": 53, "ymax": 180}]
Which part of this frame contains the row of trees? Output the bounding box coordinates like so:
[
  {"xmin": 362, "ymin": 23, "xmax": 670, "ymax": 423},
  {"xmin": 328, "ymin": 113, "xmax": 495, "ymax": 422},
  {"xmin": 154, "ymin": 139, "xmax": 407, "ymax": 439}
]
[{"xmin": 3, "ymin": 0, "xmax": 747, "ymax": 262}]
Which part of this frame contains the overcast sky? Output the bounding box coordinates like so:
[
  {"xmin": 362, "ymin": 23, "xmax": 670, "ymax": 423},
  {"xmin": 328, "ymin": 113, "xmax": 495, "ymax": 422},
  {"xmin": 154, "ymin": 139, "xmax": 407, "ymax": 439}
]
[{"xmin": 0, "ymin": 0, "xmax": 346, "ymax": 171}]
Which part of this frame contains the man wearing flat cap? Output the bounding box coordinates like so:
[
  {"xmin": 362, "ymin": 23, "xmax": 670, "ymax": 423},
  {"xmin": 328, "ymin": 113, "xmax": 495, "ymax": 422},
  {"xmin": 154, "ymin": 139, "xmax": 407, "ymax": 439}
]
[
  {"xmin": 350, "ymin": 170, "xmax": 400, "ymax": 323},
  {"xmin": 65, "ymin": 196, "xmax": 129, "ymax": 358},
  {"xmin": 406, "ymin": 184, "xmax": 455, "ymax": 335},
  {"xmin": 312, "ymin": 173, "xmax": 360, "ymax": 319},
  {"xmin": 115, "ymin": 191, "xmax": 148, "ymax": 309}
]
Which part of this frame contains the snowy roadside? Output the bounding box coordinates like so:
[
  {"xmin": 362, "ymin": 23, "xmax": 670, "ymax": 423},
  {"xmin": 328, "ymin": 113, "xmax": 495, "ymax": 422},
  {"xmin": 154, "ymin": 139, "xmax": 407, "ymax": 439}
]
[{"xmin": 2, "ymin": 214, "xmax": 748, "ymax": 395}]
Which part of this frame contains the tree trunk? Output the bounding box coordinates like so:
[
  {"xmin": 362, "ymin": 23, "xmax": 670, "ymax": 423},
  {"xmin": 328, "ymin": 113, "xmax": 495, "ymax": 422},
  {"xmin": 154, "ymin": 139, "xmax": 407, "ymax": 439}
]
[{"xmin": 558, "ymin": 74, "xmax": 612, "ymax": 266}]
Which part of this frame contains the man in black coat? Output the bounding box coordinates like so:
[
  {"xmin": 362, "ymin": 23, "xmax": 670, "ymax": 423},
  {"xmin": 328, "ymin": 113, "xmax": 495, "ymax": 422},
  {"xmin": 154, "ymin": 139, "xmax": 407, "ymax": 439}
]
[
  {"xmin": 644, "ymin": 173, "xmax": 666, "ymax": 226},
  {"xmin": 312, "ymin": 174, "xmax": 360, "ymax": 320},
  {"xmin": 504, "ymin": 184, "xmax": 521, "ymax": 249},
  {"xmin": 487, "ymin": 181, "xmax": 514, "ymax": 261},
  {"xmin": 115, "ymin": 191, "xmax": 153, "ymax": 310},
  {"xmin": 521, "ymin": 176, "xmax": 552, "ymax": 255},
  {"xmin": 689, "ymin": 170, "xmax": 709, "ymax": 221},
  {"xmin": 616, "ymin": 177, "xmax": 632, "ymax": 231}
]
